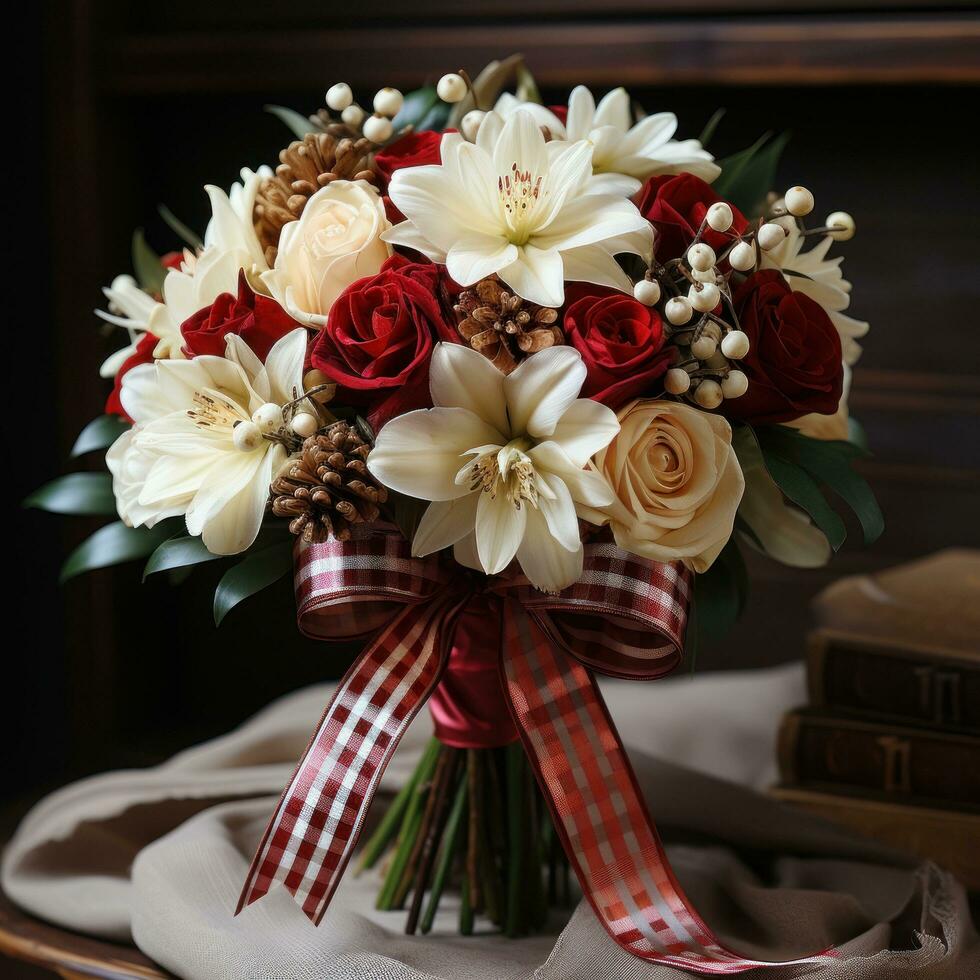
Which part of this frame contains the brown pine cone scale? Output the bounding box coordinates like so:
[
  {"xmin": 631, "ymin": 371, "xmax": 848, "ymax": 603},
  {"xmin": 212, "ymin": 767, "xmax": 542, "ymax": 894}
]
[
  {"xmin": 270, "ymin": 421, "xmax": 387, "ymax": 544},
  {"xmin": 454, "ymin": 276, "xmax": 562, "ymax": 374}
]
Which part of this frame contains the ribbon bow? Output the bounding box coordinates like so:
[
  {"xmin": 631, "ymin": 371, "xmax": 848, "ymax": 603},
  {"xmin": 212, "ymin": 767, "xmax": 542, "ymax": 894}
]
[{"xmin": 238, "ymin": 531, "xmax": 831, "ymax": 974}]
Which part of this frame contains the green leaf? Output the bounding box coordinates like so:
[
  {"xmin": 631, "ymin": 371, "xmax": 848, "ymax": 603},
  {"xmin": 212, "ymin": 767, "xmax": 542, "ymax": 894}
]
[
  {"xmin": 692, "ymin": 555, "xmax": 741, "ymax": 652},
  {"xmin": 158, "ymin": 204, "xmax": 203, "ymax": 250},
  {"xmin": 213, "ymin": 540, "xmax": 294, "ymax": 626},
  {"xmin": 392, "ymin": 86, "xmax": 450, "ymax": 133},
  {"xmin": 758, "ymin": 426, "xmax": 884, "ymax": 546},
  {"xmin": 762, "ymin": 453, "xmax": 847, "ymax": 551},
  {"xmin": 447, "ymin": 54, "xmax": 524, "ymax": 127},
  {"xmin": 390, "ymin": 491, "xmax": 427, "ymax": 545},
  {"xmin": 71, "ymin": 416, "xmax": 130, "ymax": 457},
  {"xmin": 714, "ymin": 131, "xmax": 790, "ymax": 216},
  {"xmin": 265, "ymin": 104, "xmax": 321, "ymax": 139},
  {"xmin": 698, "ymin": 108, "xmax": 726, "ymax": 150},
  {"xmin": 144, "ymin": 534, "xmax": 223, "ymax": 580},
  {"xmin": 515, "ymin": 63, "xmax": 542, "ymax": 105},
  {"xmin": 60, "ymin": 520, "xmax": 178, "ymax": 584},
  {"xmin": 24, "ymin": 472, "xmax": 116, "ymax": 516},
  {"xmin": 131, "ymin": 229, "xmax": 167, "ymax": 294}
]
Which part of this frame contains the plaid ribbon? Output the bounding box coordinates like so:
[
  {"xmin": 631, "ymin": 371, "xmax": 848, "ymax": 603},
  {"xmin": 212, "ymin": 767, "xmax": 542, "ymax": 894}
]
[{"xmin": 238, "ymin": 531, "xmax": 833, "ymax": 973}]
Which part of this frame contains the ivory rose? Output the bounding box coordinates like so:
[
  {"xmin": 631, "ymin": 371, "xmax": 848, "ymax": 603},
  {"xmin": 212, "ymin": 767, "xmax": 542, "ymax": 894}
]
[
  {"xmin": 261, "ymin": 179, "xmax": 391, "ymax": 326},
  {"xmin": 588, "ymin": 399, "xmax": 744, "ymax": 572}
]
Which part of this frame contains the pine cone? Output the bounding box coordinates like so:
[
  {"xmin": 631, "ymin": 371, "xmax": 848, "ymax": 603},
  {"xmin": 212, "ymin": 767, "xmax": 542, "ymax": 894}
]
[
  {"xmin": 270, "ymin": 422, "xmax": 387, "ymax": 544},
  {"xmin": 253, "ymin": 133, "xmax": 376, "ymax": 265},
  {"xmin": 454, "ymin": 277, "xmax": 562, "ymax": 375}
]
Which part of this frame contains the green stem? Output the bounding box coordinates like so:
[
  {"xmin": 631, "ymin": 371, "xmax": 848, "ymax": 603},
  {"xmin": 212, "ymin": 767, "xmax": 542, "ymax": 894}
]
[
  {"xmin": 505, "ymin": 742, "xmax": 526, "ymax": 937},
  {"xmin": 420, "ymin": 774, "xmax": 468, "ymax": 934}
]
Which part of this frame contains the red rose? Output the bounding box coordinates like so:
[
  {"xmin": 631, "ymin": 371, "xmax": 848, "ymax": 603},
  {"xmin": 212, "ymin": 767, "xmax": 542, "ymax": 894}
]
[
  {"xmin": 309, "ymin": 256, "xmax": 454, "ymax": 427},
  {"xmin": 180, "ymin": 271, "xmax": 298, "ymax": 361},
  {"xmin": 563, "ymin": 285, "xmax": 673, "ymax": 408},
  {"xmin": 105, "ymin": 332, "xmax": 158, "ymax": 419},
  {"xmin": 636, "ymin": 174, "xmax": 747, "ymax": 263},
  {"xmin": 374, "ymin": 131, "xmax": 443, "ymax": 186},
  {"xmin": 725, "ymin": 270, "xmax": 843, "ymax": 424}
]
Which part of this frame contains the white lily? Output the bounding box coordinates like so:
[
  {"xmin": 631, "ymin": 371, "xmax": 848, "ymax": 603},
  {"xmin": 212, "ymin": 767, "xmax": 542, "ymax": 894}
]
[
  {"xmin": 494, "ymin": 87, "xmax": 719, "ymax": 192},
  {"xmin": 106, "ymin": 328, "xmax": 309, "ymax": 555},
  {"xmin": 98, "ymin": 167, "xmax": 273, "ymax": 368},
  {"xmin": 367, "ymin": 344, "xmax": 618, "ymax": 593},
  {"xmin": 762, "ymin": 217, "xmax": 869, "ymax": 365},
  {"xmin": 383, "ymin": 110, "xmax": 652, "ymax": 307}
]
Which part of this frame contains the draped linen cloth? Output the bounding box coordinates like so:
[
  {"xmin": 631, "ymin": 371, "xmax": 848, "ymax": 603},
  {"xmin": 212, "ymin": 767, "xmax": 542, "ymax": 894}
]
[{"xmin": 3, "ymin": 664, "xmax": 977, "ymax": 979}]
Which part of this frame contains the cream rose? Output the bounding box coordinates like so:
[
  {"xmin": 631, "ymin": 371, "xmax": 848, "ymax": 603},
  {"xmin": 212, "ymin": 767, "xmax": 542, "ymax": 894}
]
[
  {"xmin": 261, "ymin": 179, "xmax": 391, "ymax": 326},
  {"xmin": 590, "ymin": 399, "xmax": 744, "ymax": 572}
]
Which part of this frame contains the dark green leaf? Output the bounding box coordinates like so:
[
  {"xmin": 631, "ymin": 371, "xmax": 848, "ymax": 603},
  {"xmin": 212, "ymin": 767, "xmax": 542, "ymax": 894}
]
[
  {"xmin": 720, "ymin": 536, "xmax": 749, "ymax": 616},
  {"xmin": 158, "ymin": 204, "xmax": 204, "ymax": 250},
  {"xmin": 265, "ymin": 104, "xmax": 321, "ymax": 139},
  {"xmin": 390, "ymin": 492, "xmax": 427, "ymax": 545},
  {"xmin": 213, "ymin": 540, "xmax": 294, "ymax": 626},
  {"xmin": 24, "ymin": 473, "xmax": 116, "ymax": 516},
  {"xmin": 714, "ymin": 131, "xmax": 790, "ymax": 216},
  {"xmin": 698, "ymin": 108, "xmax": 726, "ymax": 150},
  {"xmin": 60, "ymin": 520, "xmax": 178, "ymax": 584},
  {"xmin": 515, "ymin": 63, "xmax": 542, "ymax": 105},
  {"xmin": 693, "ymin": 556, "xmax": 741, "ymax": 652},
  {"xmin": 762, "ymin": 453, "xmax": 847, "ymax": 551},
  {"xmin": 144, "ymin": 535, "xmax": 223, "ymax": 580},
  {"xmin": 354, "ymin": 415, "xmax": 376, "ymax": 445},
  {"xmin": 71, "ymin": 416, "xmax": 130, "ymax": 457},
  {"xmin": 447, "ymin": 54, "xmax": 524, "ymax": 127},
  {"xmin": 758, "ymin": 426, "xmax": 883, "ymax": 546},
  {"xmin": 131, "ymin": 229, "xmax": 167, "ymax": 294},
  {"xmin": 392, "ymin": 86, "xmax": 445, "ymax": 133}
]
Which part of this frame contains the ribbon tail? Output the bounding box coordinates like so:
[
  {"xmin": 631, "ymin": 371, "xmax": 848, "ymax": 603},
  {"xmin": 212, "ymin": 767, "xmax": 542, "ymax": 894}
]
[
  {"xmin": 501, "ymin": 603, "xmax": 836, "ymax": 974},
  {"xmin": 238, "ymin": 596, "xmax": 460, "ymax": 924}
]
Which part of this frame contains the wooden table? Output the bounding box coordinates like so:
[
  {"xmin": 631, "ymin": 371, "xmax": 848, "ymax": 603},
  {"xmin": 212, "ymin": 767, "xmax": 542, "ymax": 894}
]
[{"xmin": 0, "ymin": 889, "xmax": 169, "ymax": 980}]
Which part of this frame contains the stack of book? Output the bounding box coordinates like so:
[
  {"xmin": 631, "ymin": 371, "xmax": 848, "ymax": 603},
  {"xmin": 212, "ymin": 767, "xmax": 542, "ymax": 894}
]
[{"xmin": 773, "ymin": 549, "xmax": 980, "ymax": 888}]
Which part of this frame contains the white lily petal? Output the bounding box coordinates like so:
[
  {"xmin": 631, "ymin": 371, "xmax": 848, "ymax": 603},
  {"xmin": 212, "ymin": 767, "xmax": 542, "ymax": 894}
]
[
  {"xmin": 429, "ymin": 344, "xmax": 509, "ymax": 437},
  {"xmin": 368, "ymin": 408, "xmax": 505, "ymax": 501},
  {"xmin": 259, "ymin": 328, "xmax": 309, "ymax": 406},
  {"xmin": 565, "ymin": 86, "xmax": 595, "ymax": 141},
  {"xmin": 516, "ymin": 507, "xmax": 584, "ymax": 593},
  {"xmin": 453, "ymin": 531, "xmax": 483, "ymax": 572},
  {"xmin": 497, "ymin": 245, "xmax": 565, "ymax": 308},
  {"xmin": 475, "ymin": 488, "xmax": 526, "ymax": 575},
  {"xmin": 493, "ymin": 109, "xmax": 549, "ymax": 188},
  {"xmin": 547, "ymin": 398, "xmax": 620, "ymax": 466},
  {"xmin": 560, "ymin": 244, "xmax": 637, "ymax": 295},
  {"xmin": 446, "ymin": 233, "xmax": 519, "ymax": 287},
  {"xmin": 593, "ymin": 86, "xmax": 631, "ymax": 131},
  {"xmin": 529, "ymin": 441, "xmax": 615, "ymax": 509},
  {"xmin": 504, "ymin": 346, "xmax": 587, "ymax": 439},
  {"xmin": 536, "ymin": 472, "xmax": 581, "ymax": 552},
  {"xmin": 412, "ymin": 494, "xmax": 480, "ymax": 557}
]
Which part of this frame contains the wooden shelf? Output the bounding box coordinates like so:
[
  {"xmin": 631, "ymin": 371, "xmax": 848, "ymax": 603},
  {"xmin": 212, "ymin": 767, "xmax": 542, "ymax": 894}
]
[{"xmin": 100, "ymin": 13, "xmax": 980, "ymax": 94}]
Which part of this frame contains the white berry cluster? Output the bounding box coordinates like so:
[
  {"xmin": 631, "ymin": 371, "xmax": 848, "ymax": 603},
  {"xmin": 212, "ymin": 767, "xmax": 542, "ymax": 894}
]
[
  {"xmin": 632, "ymin": 186, "xmax": 856, "ymax": 410},
  {"xmin": 325, "ymin": 81, "xmax": 406, "ymax": 145}
]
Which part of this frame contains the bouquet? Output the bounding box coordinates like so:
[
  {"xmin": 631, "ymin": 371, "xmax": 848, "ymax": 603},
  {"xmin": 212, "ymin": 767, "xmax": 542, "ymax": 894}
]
[{"xmin": 29, "ymin": 56, "xmax": 882, "ymax": 972}]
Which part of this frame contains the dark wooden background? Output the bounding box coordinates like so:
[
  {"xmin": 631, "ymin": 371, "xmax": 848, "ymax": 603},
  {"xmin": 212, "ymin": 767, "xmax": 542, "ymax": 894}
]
[{"xmin": 5, "ymin": 1, "xmax": 979, "ymax": 821}]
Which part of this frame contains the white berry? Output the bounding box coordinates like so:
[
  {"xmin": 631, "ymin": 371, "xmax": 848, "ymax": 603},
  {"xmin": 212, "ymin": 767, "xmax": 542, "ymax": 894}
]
[
  {"xmin": 326, "ymin": 83, "xmax": 353, "ymax": 111},
  {"xmin": 233, "ymin": 420, "xmax": 263, "ymax": 452},
  {"xmin": 706, "ymin": 202, "xmax": 734, "ymax": 233},
  {"xmin": 784, "ymin": 185, "xmax": 814, "ymax": 217},
  {"xmin": 461, "ymin": 109, "xmax": 485, "ymax": 141},
  {"xmin": 694, "ymin": 380, "xmax": 723, "ymax": 409},
  {"xmin": 691, "ymin": 334, "xmax": 718, "ymax": 360},
  {"xmin": 687, "ymin": 243, "xmax": 716, "ymax": 272},
  {"xmin": 665, "ymin": 297, "xmax": 693, "ymax": 325},
  {"xmin": 720, "ymin": 329, "xmax": 750, "ymax": 359},
  {"xmin": 826, "ymin": 211, "xmax": 856, "ymax": 241},
  {"xmin": 633, "ymin": 279, "xmax": 661, "ymax": 306},
  {"xmin": 373, "ymin": 87, "xmax": 404, "ymax": 117},
  {"xmin": 758, "ymin": 222, "xmax": 787, "ymax": 251},
  {"xmin": 689, "ymin": 282, "xmax": 720, "ymax": 313},
  {"xmin": 252, "ymin": 402, "xmax": 282, "ymax": 434},
  {"xmin": 341, "ymin": 104, "xmax": 365, "ymax": 128},
  {"xmin": 721, "ymin": 370, "xmax": 748, "ymax": 399},
  {"xmin": 729, "ymin": 240, "xmax": 756, "ymax": 271},
  {"xmin": 363, "ymin": 114, "xmax": 394, "ymax": 143},
  {"xmin": 757, "ymin": 222, "xmax": 787, "ymax": 251},
  {"xmin": 290, "ymin": 412, "xmax": 319, "ymax": 439},
  {"xmin": 664, "ymin": 367, "xmax": 691, "ymax": 395},
  {"xmin": 437, "ymin": 73, "xmax": 468, "ymax": 103}
]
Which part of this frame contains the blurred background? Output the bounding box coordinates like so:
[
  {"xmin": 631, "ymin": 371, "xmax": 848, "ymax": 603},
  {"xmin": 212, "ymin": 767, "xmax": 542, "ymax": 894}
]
[{"xmin": 5, "ymin": 1, "xmax": 979, "ymax": 830}]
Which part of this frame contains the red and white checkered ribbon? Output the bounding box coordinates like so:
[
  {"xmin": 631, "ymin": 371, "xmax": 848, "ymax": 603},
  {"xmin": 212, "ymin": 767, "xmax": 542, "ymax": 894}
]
[{"xmin": 238, "ymin": 531, "xmax": 834, "ymax": 973}]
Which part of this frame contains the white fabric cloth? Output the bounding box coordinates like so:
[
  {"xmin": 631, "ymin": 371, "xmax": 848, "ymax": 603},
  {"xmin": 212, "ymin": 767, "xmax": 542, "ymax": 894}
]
[{"xmin": 3, "ymin": 663, "xmax": 977, "ymax": 978}]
